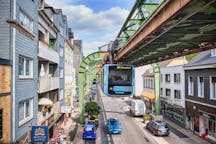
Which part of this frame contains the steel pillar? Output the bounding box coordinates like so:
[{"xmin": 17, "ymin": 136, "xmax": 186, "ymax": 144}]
[{"xmin": 151, "ymin": 63, "xmax": 161, "ymax": 115}]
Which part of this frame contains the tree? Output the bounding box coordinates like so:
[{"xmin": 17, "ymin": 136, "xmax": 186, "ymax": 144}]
[{"xmin": 85, "ymin": 101, "xmax": 100, "ymax": 117}]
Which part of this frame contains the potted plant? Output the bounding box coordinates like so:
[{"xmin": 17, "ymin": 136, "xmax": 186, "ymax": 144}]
[{"xmin": 42, "ymin": 107, "xmax": 48, "ymax": 116}]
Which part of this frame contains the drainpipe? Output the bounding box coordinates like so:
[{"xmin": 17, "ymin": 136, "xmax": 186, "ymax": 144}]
[{"xmin": 12, "ymin": 0, "xmax": 16, "ymax": 142}]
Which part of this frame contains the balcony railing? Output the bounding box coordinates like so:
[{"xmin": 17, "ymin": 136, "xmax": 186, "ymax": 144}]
[
  {"xmin": 38, "ymin": 41, "xmax": 59, "ymax": 63},
  {"xmin": 38, "ymin": 76, "xmax": 59, "ymax": 93},
  {"xmin": 37, "ymin": 101, "xmax": 60, "ymax": 125}
]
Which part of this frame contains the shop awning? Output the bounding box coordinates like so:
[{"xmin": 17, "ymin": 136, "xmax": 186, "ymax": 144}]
[{"xmin": 142, "ymin": 91, "xmax": 155, "ymax": 100}]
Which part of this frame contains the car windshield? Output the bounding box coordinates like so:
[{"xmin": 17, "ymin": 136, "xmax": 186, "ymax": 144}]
[
  {"xmin": 158, "ymin": 124, "xmax": 168, "ymax": 129},
  {"xmin": 85, "ymin": 126, "xmax": 94, "ymax": 131},
  {"xmin": 110, "ymin": 120, "xmax": 119, "ymax": 125}
]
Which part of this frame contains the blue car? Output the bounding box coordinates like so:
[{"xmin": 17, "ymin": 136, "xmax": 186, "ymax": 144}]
[
  {"xmin": 107, "ymin": 118, "xmax": 122, "ymax": 134},
  {"xmin": 82, "ymin": 123, "xmax": 96, "ymax": 140}
]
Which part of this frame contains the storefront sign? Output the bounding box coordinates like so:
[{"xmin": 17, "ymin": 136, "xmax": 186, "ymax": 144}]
[
  {"xmin": 31, "ymin": 126, "xmax": 48, "ymax": 143},
  {"xmin": 61, "ymin": 105, "xmax": 71, "ymax": 113}
]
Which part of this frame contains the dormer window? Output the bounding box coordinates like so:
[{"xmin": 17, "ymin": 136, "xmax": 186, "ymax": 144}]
[
  {"xmin": 19, "ymin": 10, "xmax": 33, "ymax": 32},
  {"xmin": 211, "ymin": 48, "xmax": 216, "ymax": 57}
]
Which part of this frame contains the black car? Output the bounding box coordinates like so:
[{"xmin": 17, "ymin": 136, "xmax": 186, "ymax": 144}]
[{"xmin": 146, "ymin": 120, "xmax": 169, "ymax": 136}]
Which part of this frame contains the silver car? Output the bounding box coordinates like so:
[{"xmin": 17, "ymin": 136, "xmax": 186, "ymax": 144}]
[{"xmin": 146, "ymin": 120, "xmax": 169, "ymax": 136}]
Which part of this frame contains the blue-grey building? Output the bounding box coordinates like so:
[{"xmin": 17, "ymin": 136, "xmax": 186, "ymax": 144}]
[
  {"xmin": 37, "ymin": 1, "xmax": 67, "ymax": 140},
  {"xmin": 184, "ymin": 49, "xmax": 216, "ymax": 144},
  {"xmin": 0, "ymin": 0, "xmax": 39, "ymax": 142}
]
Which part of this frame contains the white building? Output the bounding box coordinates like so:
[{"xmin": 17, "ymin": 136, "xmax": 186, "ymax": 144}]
[{"xmin": 160, "ymin": 57, "xmax": 188, "ymax": 127}]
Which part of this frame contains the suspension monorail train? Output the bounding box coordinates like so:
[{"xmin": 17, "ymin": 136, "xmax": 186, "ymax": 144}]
[{"xmin": 99, "ymin": 64, "xmax": 134, "ymax": 97}]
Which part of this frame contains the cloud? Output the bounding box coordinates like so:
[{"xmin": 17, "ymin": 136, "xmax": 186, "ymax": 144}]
[
  {"xmin": 62, "ymin": 5, "xmax": 129, "ymax": 36},
  {"xmin": 45, "ymin": 0, "xmax": 130, "ymax": 56}
]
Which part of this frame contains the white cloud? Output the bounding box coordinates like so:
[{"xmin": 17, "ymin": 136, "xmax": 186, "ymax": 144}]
[
  {"xmin": 83, "ymin": 41, "xmax": 108, "ymax": 56},
  {"xmin": 62, "ymin": 5, "xmax": 129, "ymax": 36},
  {"xmin": 45, "ymin": 0, "xmax": 130, "ymax": 56}
]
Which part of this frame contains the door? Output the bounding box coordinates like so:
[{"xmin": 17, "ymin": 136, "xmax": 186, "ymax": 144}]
[{"xmin": 194, "ymin": 116, "xmax": 199, "ymax": 133}]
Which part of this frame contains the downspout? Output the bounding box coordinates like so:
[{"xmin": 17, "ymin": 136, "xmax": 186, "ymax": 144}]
[{"xmin": 12, "ymin": 0, "xmax": 16, "ymax": 142}]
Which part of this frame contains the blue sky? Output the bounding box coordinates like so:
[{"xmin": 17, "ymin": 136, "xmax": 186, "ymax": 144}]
[{"xmin": 45, "ymin": 0, "xmax": 136, "ymax": 56}]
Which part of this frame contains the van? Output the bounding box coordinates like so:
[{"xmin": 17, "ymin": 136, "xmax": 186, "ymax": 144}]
[{"xmin": 130, "ymin": 100, "xmax": 146, "ymax": 116}]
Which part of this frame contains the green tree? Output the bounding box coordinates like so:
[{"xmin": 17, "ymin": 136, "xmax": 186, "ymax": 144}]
[{"xmin": 85, "ymin": 101, "xmax": 100, "ymax": 117}]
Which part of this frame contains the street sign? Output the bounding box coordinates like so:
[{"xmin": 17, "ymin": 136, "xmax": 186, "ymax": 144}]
[{"xmin": 31, "ymin": 126, "xmax": 49, "ymax": 143}]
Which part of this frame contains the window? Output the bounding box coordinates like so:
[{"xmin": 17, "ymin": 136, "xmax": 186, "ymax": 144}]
[
  {"xmin": 161, "ymin": 74, "xmax": 163, "ymax": 82},
  {"xmin": 174, "ymin": 90, "xmax": 181, "ymax": 99},
  {"xmin": 174, "ymin": 73, "xmax": 180, "ymax": 83},
  {"xmin": 198, "ymin": 77, "xmax": 204, "ymax": 98},
  {"xmin": 60, "ymin": 47, "xmax": 64, "ymax": 57},
  {"xmin": 160, "ymin": 88, "xmax": 163, "ymax": 96},
  {"xmin": 165, "ymin": 74, "xmax": 170, "ymax": 83},
  {"xmin": 188, "ymin": 76, "xmax": 194, "ymax": 96},
  {"xmin": 0, "ymin": 109, "xmax": 2, "ymax": 138},
  {"xmin": 211, "ymin": 49, "xmax": 216, "ymax": 57},
  {"xmin": 19, "ymin": 99, "xmax": 33, "ymax": 126},
  {"xmin": 166, "ymin": 89, "xmax": 171, "ymax": 97},
  {"xmin": 60, "ymin": 68, "xmax": 64, "ymax": 78},
  {"xmin": 208, "ymin": 119, "xmax": 216, "ymax": 136},
  {"xmin": 19, "ymin": 56, "xmax": 33, "ymax": 78},
  {"xmin": 19, "ymin": 10, "xmax": 33, "ymax": 32},
  {"xmin": 210, "ymin": 77, "xmax": 216, "ymax": 100},
  {"xmin": 59, "ymin": 89, "xmax": 64, "ymax": 100},
  {"xmin": 60, "ymin": 26, "xmax": 63, "ymax": 36}
]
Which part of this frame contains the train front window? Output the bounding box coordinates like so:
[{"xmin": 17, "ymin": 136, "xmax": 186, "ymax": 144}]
[{"xmin": 108, "ymin": 66, "xmax": 132, "ymax": 86}]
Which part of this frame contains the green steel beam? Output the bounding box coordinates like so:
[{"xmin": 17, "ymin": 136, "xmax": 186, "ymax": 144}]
[
  {"xmin": 117, "ymin": 0, "xmax": 163, "ymax": 48},
  {"xmin": 151, "ymin": 63, "xmax": 161, "ymax": 115},
  {"xmin": 78, "ymin": 51, "xmax": 107, "ymax": 123}
]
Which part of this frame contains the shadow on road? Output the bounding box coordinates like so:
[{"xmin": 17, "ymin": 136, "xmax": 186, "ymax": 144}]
[
  {"xmin": 97, "ymin": 87, "xmax": 114, "ymax": 144},
  {"xmin": 85, "ymin": 139, "xmax": 96, "ymax": 144},
  {"xmin": 69, "ymin": 124, "xmax": 79, "ymax": 141}
]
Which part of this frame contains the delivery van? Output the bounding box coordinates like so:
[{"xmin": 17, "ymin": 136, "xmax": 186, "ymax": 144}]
[{"xmin": 130, "ymin": 100, "xmax": 146, "ymax": 116}]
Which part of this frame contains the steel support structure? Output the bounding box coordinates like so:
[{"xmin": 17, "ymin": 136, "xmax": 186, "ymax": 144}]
[
  {"xmin": 78, "ymin": 51, "xmax": 107, "ymax": 123},
  {"xmin": 151, "ymin": 63, "xmax": 161, "ymax": 115}
]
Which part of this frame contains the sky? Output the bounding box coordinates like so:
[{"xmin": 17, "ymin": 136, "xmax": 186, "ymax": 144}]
[{"xmin": 45, "ymin": 0, "xmax": 136, "ymax": 56}]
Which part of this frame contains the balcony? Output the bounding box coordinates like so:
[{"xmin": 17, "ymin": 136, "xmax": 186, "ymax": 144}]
[
  {"xmin": 37, "ymin": 101, "xmax": 60, "ymax": 125},
  {"xmin": 38, "ymin": 76, "xmax": 59, "ymax": 93},
  {"xmin": 38, "ymin": 41, "xmax": 59, "ymax": 63}
]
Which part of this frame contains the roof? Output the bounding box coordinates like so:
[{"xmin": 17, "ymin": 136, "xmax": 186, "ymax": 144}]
[
  {"xmin": 44, "ymin": 3, "xmax": 55, "ymax": 13},
  {"xmin": 55, "ymin": 9, "xmax": 62, "ymax": 14},
  {"xmin": 184, "ymin": 50, "xmax": 216, "ymax": 68}
]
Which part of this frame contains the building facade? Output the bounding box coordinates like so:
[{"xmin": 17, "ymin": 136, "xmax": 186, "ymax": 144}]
[
  {"xmin": 160, "ymin": 57, "xmax": 188, "ymax": 127},
  {"xmin": 0, "ymin": 0, "xmax": 39, "ymax": 142},
  {"xmin": 37, "ymin": 2, "xmax": 67, "ymax": 141},
  {"xmin": 0, "ymin": 58, "xmax": 12, "ymax": 143},
  {"xmin": 184, "ymin": 49, "xmax": 216, "ymax": 143},
  {"xmin": 64, "ymin": 38, "xmax": 76, "ymax": 109}
]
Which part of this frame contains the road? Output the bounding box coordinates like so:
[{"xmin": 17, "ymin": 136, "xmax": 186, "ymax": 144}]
[{"xmin": 74, "ymin": 86, "xmax": 209, "ymax": 144}]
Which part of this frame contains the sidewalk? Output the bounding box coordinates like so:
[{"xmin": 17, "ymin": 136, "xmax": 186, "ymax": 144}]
[
  {"xmin": 58, "ymin": 108, "xmax": 80, "ymax": 144},
  {"xmin": 164, "ymin": 118, "xmax": 210, "ymax": 144}
]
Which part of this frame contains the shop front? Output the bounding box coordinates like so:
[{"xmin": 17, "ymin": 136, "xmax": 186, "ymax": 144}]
[
  {"xmin": 186, "ymin": 100, "xmax": 216, "ymax": 143},
  {"xmin": 199, "ymin": 111, "xmax": 216, "ymax": 142},
  {"xmin": 161, "ymin": 102, "xmax": 185, "ymax": 127}
]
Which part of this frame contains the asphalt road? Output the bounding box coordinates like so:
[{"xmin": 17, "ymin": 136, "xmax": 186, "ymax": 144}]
[
  {"xmin": 74, "ymin": 86, "xmax": 209, "ymax": 144},
  {"xmin": 96, "ymin": 89, "xmax": 158, "ymax": 144}
]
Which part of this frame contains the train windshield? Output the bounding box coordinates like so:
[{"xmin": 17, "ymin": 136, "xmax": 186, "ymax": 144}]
[{"xmin": 108, "ymin": 66, "xmax": 132, "ymax": 86}]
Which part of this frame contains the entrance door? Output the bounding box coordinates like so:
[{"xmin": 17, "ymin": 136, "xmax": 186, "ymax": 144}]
[{"xmin": 194, "ymin": 116, "xmax": 199, "ymax": 133}]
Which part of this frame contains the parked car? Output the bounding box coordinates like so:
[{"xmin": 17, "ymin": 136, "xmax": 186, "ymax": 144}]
[
  {"xmin": 146, "ymin": 120, "xmax": 169, "ymax": 136},
  {"xmin": 107, "ymin": 118, "xmax": 122, "ymax": 134},
  {"xmin": 82, "ymin": 123, "xmax": 96, "ymax": 140},
  {"xmin": 130, "ymin": 100, "xmax": 146, "ymax": 116}
]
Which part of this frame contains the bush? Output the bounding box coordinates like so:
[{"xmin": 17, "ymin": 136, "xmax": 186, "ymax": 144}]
[{"xmin": 85, "ymin": 101, "xmax": 100, "ymax": 117}]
